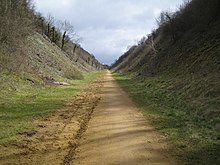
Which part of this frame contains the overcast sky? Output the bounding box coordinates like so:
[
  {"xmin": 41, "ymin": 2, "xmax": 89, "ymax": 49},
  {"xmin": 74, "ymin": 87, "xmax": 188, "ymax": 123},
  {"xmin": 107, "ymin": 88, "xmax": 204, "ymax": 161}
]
[{"xmin": 33, "ymin": 0, "xmax": 183, "ymax": 65}]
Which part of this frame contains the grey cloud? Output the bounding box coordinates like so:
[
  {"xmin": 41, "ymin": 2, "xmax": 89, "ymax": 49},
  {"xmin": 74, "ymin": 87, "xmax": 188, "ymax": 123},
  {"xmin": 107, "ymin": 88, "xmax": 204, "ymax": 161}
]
[{"xmin": 34, "ymin": 0, "xmax": 183, "ymax": 65}]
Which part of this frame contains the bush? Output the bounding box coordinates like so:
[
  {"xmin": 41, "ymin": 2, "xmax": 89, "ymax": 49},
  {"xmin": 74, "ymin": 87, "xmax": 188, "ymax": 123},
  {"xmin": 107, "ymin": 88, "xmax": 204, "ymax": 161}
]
[{"xmin": 64, "ymin": 71, "xmax": 84, "ymax": 80}]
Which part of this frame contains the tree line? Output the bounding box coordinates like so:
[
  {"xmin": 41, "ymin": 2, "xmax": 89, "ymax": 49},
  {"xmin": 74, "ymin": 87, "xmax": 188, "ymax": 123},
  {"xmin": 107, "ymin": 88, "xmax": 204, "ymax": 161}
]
[{"xmin": 36, "ymin": 13, "xmax": 81, "ymax": 50}]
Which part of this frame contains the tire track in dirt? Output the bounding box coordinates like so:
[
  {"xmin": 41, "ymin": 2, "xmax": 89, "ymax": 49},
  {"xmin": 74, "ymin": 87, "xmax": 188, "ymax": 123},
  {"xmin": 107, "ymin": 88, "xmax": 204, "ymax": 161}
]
[
  {"xmin": 62, "ymin": 96, "xmax": 97, "ymax": 165},
  {"xmin": 0, "ymin": 77, "xmax": 103, "ymax": 165}
]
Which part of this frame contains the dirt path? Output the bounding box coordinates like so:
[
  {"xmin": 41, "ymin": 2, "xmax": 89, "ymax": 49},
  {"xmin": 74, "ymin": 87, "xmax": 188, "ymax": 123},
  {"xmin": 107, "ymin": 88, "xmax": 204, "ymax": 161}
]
[
  {"xmin": 73, "ymin": 71, "xmax": 175, "ymax": 165},
  {"xmin": 0, "ymin": 71, "xmax": 175, "ymax": 165}
]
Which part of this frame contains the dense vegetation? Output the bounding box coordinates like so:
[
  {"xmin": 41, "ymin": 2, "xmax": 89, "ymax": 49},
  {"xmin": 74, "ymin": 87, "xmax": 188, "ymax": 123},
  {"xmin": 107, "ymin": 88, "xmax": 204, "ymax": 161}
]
[{"xmin": 112, "ymin": 0, "xmax": 220, "ymax": 164}]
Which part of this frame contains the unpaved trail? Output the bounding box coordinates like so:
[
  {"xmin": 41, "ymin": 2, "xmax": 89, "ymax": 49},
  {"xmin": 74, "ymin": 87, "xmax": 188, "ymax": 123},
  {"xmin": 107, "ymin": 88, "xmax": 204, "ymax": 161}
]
[
  {"xmin": 73, "ymin": 71, "xmax": 175, "ymax": 165},
  {"xmin": 0, "ymin": 71, "xmax": 175, "ymax": 165}
]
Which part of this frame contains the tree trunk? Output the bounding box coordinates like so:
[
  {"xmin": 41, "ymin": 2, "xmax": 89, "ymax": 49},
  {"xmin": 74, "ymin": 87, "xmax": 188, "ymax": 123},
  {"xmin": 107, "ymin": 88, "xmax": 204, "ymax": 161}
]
[
  {"xmin": 52, "ymin": 27, "xmax": 55, "ymax": 42},
  {"xmin": 61, "ymin": 31, "xmax": 66, "ymax": 50},
  {"xmin": 47, "ymin": 23, "xmax": 50, "ymax": 38}
]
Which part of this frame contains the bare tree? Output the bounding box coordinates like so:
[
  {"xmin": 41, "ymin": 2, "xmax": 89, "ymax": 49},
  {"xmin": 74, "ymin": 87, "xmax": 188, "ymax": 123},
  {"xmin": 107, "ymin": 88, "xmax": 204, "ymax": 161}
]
[
  {"xmin": 45, "ymin": 13, "xmax": 55, "ymax": 38},
  {"xmin": 156, "ymin": 11, "xmax": 168, "ymax": 27},
  {"xmin": 138, "ymin": 36, "xmax": 147, "ymax": 45},
  {"xmin": 146, "ymin": 36, "xmax": 157, "ymax": 54},
  {"xmin": 157, "ymin": 10, "xmax": 178, "ymax": 42},
  {"xmin": 75, "ymin": 44, "xmax": 81, "ymax": 62},
  {"xmin": 57, "ymin": 20, "xmax": 76, "ymax": 49}
]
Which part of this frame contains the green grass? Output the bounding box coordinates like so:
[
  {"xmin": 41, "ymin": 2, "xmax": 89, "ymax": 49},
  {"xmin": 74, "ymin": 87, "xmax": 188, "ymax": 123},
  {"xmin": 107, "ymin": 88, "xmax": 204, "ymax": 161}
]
[
  {"xmin": 0, "ymin": 71, "xmax": 103, "ymax": 144},
  {"xmin": 113, "ymin": 73, "xmax": 220, "ymax": 165}
]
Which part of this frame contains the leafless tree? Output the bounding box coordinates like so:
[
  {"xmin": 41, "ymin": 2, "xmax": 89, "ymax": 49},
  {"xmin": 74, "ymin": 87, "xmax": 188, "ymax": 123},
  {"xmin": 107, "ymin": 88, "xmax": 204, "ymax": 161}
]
[
  {"xmin": 56, "ymin": 20, "xmax": 75, "ymax": 49},
  {"xmin": 45, "ymin": 13, "xmax": 55, "ymax": 38},
  {"xmin": 146, "ymin": 34, "xmax": 157, "ymax": 54},
  {"xmin": 56, "ymin": 20, "xmax": 82, "ymax": 50},
  {"xmin": 138, "ymin": 36, "xmax": 147, "ymax": 45}
]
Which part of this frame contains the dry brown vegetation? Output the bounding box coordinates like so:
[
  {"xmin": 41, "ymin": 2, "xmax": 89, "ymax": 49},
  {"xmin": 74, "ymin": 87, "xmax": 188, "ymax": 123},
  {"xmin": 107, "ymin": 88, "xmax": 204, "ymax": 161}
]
[{"xmin": 0, "ymin": 0, "xmax": 35, "ymax": 72}]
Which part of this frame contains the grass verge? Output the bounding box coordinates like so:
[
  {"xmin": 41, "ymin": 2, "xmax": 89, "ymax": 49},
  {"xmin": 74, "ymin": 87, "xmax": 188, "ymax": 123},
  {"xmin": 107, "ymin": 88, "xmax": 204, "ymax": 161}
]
[
  {"xmin": 113, "ymin": 72, "xmax": 220, "ymax": 165},
  {"xmin": 0, "ymin": 71, "xmax": 103, "ymax": 144}
]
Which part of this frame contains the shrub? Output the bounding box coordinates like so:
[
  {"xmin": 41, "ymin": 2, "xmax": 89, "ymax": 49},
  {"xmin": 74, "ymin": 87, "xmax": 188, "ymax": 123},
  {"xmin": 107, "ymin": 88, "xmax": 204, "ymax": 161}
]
[{"xmin": 64, "ymin": 71, "xmax": 84, "ymax": 80}]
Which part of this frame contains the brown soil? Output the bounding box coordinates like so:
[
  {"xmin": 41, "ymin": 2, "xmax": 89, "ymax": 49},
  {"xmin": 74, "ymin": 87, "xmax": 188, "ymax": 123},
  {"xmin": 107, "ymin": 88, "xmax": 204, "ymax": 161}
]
[
  {"xmin": 73, "ymin": 71, "xmax": 175, "ymax": 165},
  {"xmin": 0, "ymin": 71, "xmax": 175, "ymax": 165}
]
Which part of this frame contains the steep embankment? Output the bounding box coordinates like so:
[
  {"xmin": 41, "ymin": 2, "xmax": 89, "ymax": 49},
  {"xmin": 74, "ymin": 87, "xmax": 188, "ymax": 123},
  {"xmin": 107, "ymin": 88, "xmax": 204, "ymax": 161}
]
[
  {"xmin": 112, "ymin": 0, "xmax": 220, "ymax": 125},
  {"xmin": 112, "ymin": 19, "xmax": 220, "ymax": 76},
  {"xmin": 26, "ymin": 33, "xmax": 82, "ymax": 81},
  {"xmin": 0, "ymin": 31, "xmax": 103, "ymax": 100},
  {"xmin": 112, "ymin": 0, "xmax": 220, "ymax": 164},
  {"xmin": 65, "ymin": 42, "xmax": 103, "ymax": 71},
  {"xmin": 112, "ymin": 0, "xmax": 220, "ymax": 77},
  {"xmin": 0, "ymin": 1, "xmax": 103, "ymax": 92},
  {"xmin": 26, "ymin": 32, "xmax": 102, "ymax": 82}
]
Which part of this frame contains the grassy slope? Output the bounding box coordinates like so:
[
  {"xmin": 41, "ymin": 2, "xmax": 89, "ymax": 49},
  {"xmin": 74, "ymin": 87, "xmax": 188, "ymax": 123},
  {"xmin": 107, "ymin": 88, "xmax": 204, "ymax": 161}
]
[
  {"xmin": 113, "ymin": 73, "xmax": 220, "ymax": 165},
  {"xmin": 0, "ymin": 71, "xmax": 103, "ymax": 144}
]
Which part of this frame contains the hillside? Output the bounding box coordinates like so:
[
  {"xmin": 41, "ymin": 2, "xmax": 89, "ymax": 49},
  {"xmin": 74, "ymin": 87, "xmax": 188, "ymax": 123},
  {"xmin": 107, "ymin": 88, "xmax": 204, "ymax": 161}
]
[
  {"xmin": 112, "ymin": 0, "xmax": 220, "ymax": 76},
  {"xmin": 112, "ymin": 0, "xmax": 220, "ymax": 164},
  {"xmin": 0, "ymin": 31, "xmax": 103, "ymax": 100},
  {"xmin": 25, "ymin": 32, "xmax": 102, "ymax": 82},
  {"xmin": 0, "ymin": 0, "xmax": 103, "ymax": 93},
  {"xmin": 0, "ymin": 0, "xmax": 103, "ymax": 117}
]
